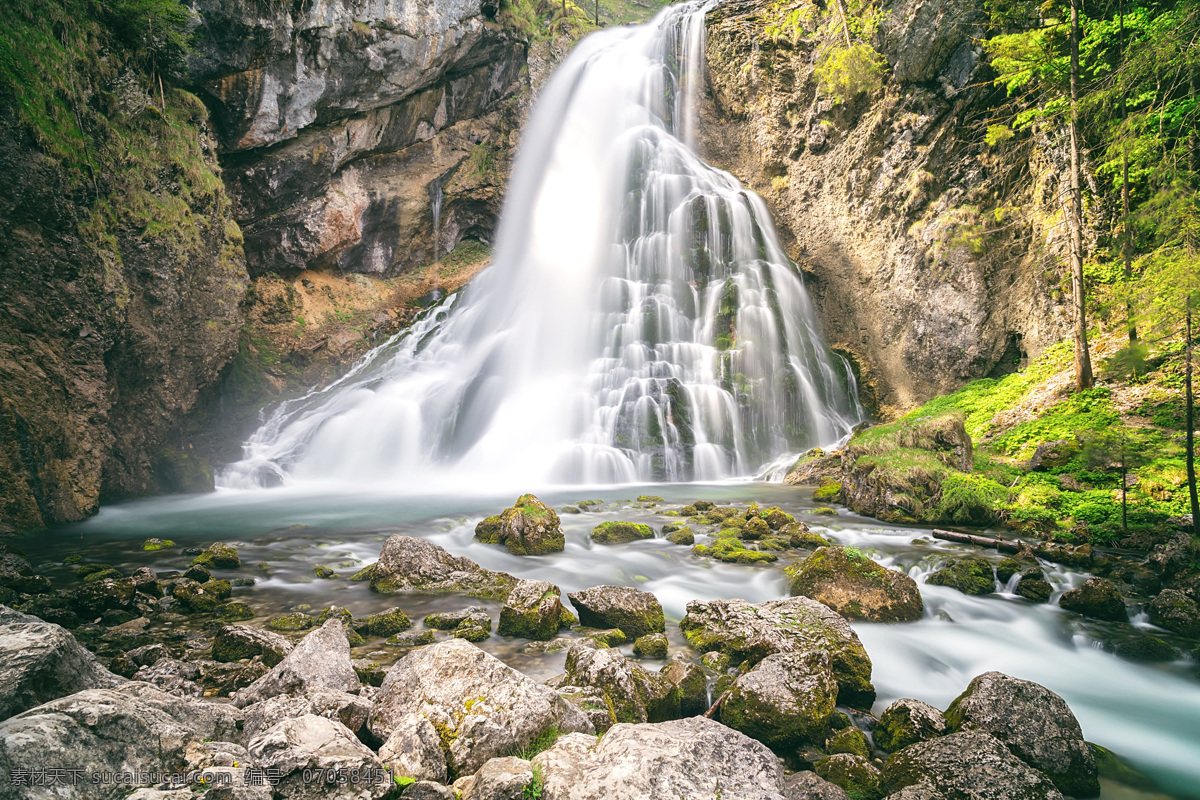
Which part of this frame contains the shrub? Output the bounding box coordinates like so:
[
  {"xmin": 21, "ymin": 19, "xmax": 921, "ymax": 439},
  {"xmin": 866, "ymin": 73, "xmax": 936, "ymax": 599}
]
[{"xmin": 815, "ymin": 42, "xmax": 888, "ymax": 104}]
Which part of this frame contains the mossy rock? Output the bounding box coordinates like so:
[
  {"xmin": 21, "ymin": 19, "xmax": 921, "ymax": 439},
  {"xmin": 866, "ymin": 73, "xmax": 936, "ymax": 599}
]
[
  {"xmin": 192, "ymin": 542, "xmax": 240, "ymax": 570},
  {"xmin": 453, "ymin": 622, "xmax": 491, "ymax": 642},
  {"xmin": 692, "ymin": 538, "xmax": 778, "ymax": 564},
  {"xmin": 1016, "ymin": 575, "xmax": 1053, "ymax": 603},
  {"xmin": 758, "ymin": 536, "xmax": 791, "ymax": 551},
  {"xmin": 317, "ymin": 605, "xmax": 353, "ymax": 626},
  {"xmin": 349, "ymin": 562, "xmax": 375, "ymax": 581},
  {"xmin": 700, "ymin": 651, "xmax": 730, "ymax": 672},
  {"xmin": 142, "ymin": 538, "xmax": 175, "ymax": 551},
  {"xmin": 661, "ymin": 522, "xmax": 684, "ymax": 534},
  {"xmin": 498, "ymin": 579, "xmax": 563, "ymax": 640},
  {"xmin": 474, "ymin": 515, "xmax": 503, "ymax": 544},
  {"xmin": 741, "ymin": 517, "xmax": 770, "ymax": 540},
  {"xmin": 760, "ymin": 506, "xmax": 796, "ymax": 529},
  {"xmin": 63, "ymin": 554, "xmax": 84, "ymax": 565},
  {"xmin": 385, "ymin": 630, "xmax": 435, "ymax": 647},
  {"xmin": 719, "ymin": 516, "xmax": 746, "ymax": 530},
  {"xmin": 873, "ymin": 698, "xmax": 948, "ymax": 752},
  {"xmin": 476, "ymin": 494, "xmax": 565, "ymax": 555},
  {"xmin": 787, "ymin": 547, "xmax": 924, "ymax": 622},
  {"xmin": 215, "ymin": 602, "xmax": 255, "ymax": 621},
  {"xmin": 680, "ymin": 505, "xmax": 698, "ymax": 516},
  {"xmin": 591, "ymin": 521, "xmax": 655, "ymax": 544},
  {"xmin": 560, "ymin": 506, "xmax": 582, "ymax": 514},
  {"xmin": 585, "ymin": 628, "xmax": 627, "ymax": 648},
  {"xmin": 200, "ymin": 579, "xmax": 233, "ymax": 600},
  {"xmin": 266, "ymin": 612, "xmax": 315, "ymax": 632},
  {"xmin": 1088, "ymin": 742, "xmax": 1157, "ymax": 791},
  {"xmin": 82, "ymin": 568, "xmax": 123, "ymax": 583},
  {"xmin": 352, "ymin": 659, "xmax": 386, "ymax": 687},
  {"xmin": 826, "ymin": 726, "xmax": 871, "ymax": 758},
  {"xmin": 811, "ymin": 507, "xmax": 838, "ymax": 516},
  {"xmin": 1059, "ymin": 577, "xmax": 1127, "ymax": 621},
  {"xmin": 637, "ymin": 495, "xmax": 664, "ymax": 502},
  {"xmin": 183, "ymin": 565, "xmax": 212, "ymax": 583},
  {"xmin": 813, "ymin": 480, "xmax": 843, "ymax": 502},
  {"xmin": 1112, "ymin": 635, "xmax": 1177, "ymax": 662},
  {"xmin": 665, "ymin": 526, "xmax": 695, "ymax": 545},
  {"xmin": 313, "ymin": 566, "xmax": 336, "ymax": 579},
  {"xmin": 352, "ymin": 607, "xmax": 412, "ymax": 638},
  {"xmin": 926, "ymin": 558, "xmax": 995, "ymax": 596},
  {"xmin": 781, "ymin": 523, "xmax": 832, "ymax": 550},
  {"xmin": 718, "ymin": 651, "xmax": 838, "ymax": 751},
  {"xmin": 77, "ymin": 563, "xmax": 116, "ymax": 579},
  {"xmin": 632, "ymin": 633, "xmax": 668, "ymax": 659},
  {"xmin": 170, "ymin": 579, "xmax": 221, "ymax": 613},
  {"xmin": 995, "ymin": 558, "xmax": 1025, "ymax": 583},
  {"xmin": 814, "ymin": 754, "xmax": 883, "ymax": 800}
]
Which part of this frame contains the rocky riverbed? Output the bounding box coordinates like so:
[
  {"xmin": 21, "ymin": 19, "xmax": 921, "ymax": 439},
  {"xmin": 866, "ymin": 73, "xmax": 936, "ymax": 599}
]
[{"xmin": 1, "ymin": 485, "xmax": 1198, "ymax": 799}]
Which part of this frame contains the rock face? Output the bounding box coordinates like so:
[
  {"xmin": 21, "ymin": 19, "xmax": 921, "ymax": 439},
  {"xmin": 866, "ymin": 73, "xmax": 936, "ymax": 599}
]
[
  {"xmin": 873, "ymin": 698, "xmax": 949, "ymax": 752},
  {"xmin": 701, "ymin": 0, "xmax": 1070, "ymax": 416},
  {"xmin": 475, "ymin": 495, "xmax": 565, "ymax": 555},
  {"xmin": 945, "ymin": 671, "xmax": 1099, "ymax": 797},
  {"xmin": 567, "ymin": 586, "xmax": 665, "ymax": 638},
  {"xmin": 718, "ymin": 651, "xmax": 838, "ymax": 751},
  {"xmin": 369, "ymin": 535, "xmax": 517, "ymax": 599},
  {"xmin": 498, "ymin": 579, "xmax": 565, "ymax": 640},
  {"xmin": 232, "ymin": 618, "xmax": 361, "ymax": 708},
  {"xmin": 188, "ymin": 0, "xmax": 527, "ymax": 278},
  {"xmin": 680, "ymin": 596, "xmax": 875, "ymax": 708},
  {"xmin": 248, "ymin": 714, "xmax": 390, "ymax": 799},
  {"xmin": 786, "ymin": 547, "xmax": 924, "ymax": 623},
  {"xmin": 0, "ymin": 609, "xmax": 123, "ymax": 719},
  {"xmin": 368, "ymin": 638, "xmax": 591, "ymax": 777},
  {"xmin": 558, "ymin": 645, "xmax": 679, "ymax": 725},
  {"xmin": 1058, "ymin": 578, "xmax": 1127, "ymax": 621},
  {"xmin": 882, "ymin": 730, "xmax": 1066, "ymax": 800}
]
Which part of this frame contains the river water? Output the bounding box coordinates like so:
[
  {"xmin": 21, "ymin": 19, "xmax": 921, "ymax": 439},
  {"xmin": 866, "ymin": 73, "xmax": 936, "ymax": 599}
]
[{"xmin": 26, "ymin": 483, "xmax": 1200, "ymax": 799}]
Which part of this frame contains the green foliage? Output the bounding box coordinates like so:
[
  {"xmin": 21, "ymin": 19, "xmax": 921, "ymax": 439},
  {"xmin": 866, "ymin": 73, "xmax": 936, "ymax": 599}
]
[
  {"xmin": 992, "ymin": 387, "xmax": 1120, "ymax": 459},
  {"xmin": 815, "ymin": 42, "xmax": 888, "ymax": 104},
  {"xmin": 103, "ymin": 0, "xmax": 194, "ymax": 80},
  {"xmin": 524, "ymin": 763, "xmax": 546, "ymax": 799},
  {"xmin": 931, "ymin": 473, "xmax": 1011, "ymax": 525}
]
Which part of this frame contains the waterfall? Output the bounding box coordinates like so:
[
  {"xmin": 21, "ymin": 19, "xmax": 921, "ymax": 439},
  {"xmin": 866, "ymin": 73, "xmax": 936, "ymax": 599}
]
[
  {"xmin": 430, "ymin": 175, "xmax": 443, "ymax": 263},
  {"xmin": 220, "ymin": 0, "xmax": 862, "ymax": 491}
]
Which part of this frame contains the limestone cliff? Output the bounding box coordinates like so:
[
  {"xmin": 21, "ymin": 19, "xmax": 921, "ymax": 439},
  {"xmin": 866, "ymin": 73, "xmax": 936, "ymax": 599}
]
[{"xmin": 699, "ymin": 0, "xmax": 1074, "ymax": 417}]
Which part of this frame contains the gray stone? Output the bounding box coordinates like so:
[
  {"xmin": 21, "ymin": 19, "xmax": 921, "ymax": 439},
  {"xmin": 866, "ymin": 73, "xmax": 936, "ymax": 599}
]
[
  {"xmin": 882, "ymin": 730, "xmax": 1066, "ymax": 800},
  {"xmin": 247, "ymin": 714, "xmax": 389, "ymax": 799},
  {"xmin": 719, "ymin": 651, "xmax": 837, "ymax": 751},
  {"xmin": 132, "ymin": 658, "xmax": 203, "ymax": 698},
  {"xmin": 554, "ymin": 685, "xmax": 615, "ymax": 733},
  {"xmin": 567, "ymin": 585, "xmax": 665, "ymax": 638},
  {"xmin": 1149, "ymin": 588, "xmax": 1200, "ymax": 637},
  {"xmin": 232, "ymin": 618, "xmax": 360, "ymax": 708},
  {"xmin": 369, "ymin": 535, "xmax": 516, "ymax": 600},
  {"xmin": 241, "ymin": 689, "xmax": 373, "ymax": 741},
  {"xmin": 460, "ymin": 756, "xmax": 533, "ymax": 800},
  {"xmin": 660, "ymin": 660, "xmax": 708, "ymax": 717},
  {"xmin": 212, "ymin": 624, "xmax": 294, "ymax": 667},
  {"xmin": 783, "ymin": 770, "xmax": 849, "ymax": 800},
  {"xmin": 402, "ymin": 782, "xmax": 456, "ymax": 800},
  {"xmin": 884, "ymin": 0, "xmax": 984, "ymax": 84},
  {"xmin": 115, "ymin": 681, "xmax": 242, "ymax": 742},
  {"xmin": 559, "ymin": 645, "xmax": 678, "ymax": 727},
  {"xmin": 498, "ymin": 579, "xmax": 564, "ymax": 640},
  {"xmin": 378, "ymin": 711, "xmax": 448, "ymax": 784},
  {"xmin": 874, "ymin": 697, "xmax": 948, "ymax": 752}
]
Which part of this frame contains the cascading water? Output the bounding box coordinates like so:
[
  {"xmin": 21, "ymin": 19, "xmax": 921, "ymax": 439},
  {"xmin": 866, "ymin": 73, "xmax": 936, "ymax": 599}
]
[
  {"xmin": 429, "ymin": 175, "xmax": 443, "ymax": 264},
  {"xmin": 221, "ymin": 1, "xmax": 862, "ymax": 491}
]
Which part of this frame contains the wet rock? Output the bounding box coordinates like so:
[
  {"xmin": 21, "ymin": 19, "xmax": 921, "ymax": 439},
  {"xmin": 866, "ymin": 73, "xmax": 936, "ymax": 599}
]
[
  {"xmin": 589, "ymin": 520, "xmax": 655, "ymax": 544},
  {"xmin": 316, "ymin": 605, "xmax": 354, "ymax": 626},
  {"xmin": 201, "ymin": 578, "xmax": 232, "ymax": 600},
  {"xmin": 459, "ymin": 756, "xmax": 532, "ymax": 800},
  {"xmin": 567, "ymin": 585, "xmax": 665, "ymax": 638},
  {"xmin": 680, "ymin": 596, "xmax": 874, "ymax": 708},
  {"xmin": 1148, "ymin": 532, "xmax": 1199, "ymax": 580},
  {"xmin": 232, "ymin": 619, "xmax": 361, "ymax": 708},
  {"xmin": 368, "ymin": 638, "xmax": 591, "ymax": 776},
  {"xmin": 184, "ymin": 564, "xmax": 212, "ymax": 582},
  {"xmin": 926, "ymin": 558, "xmax": 995, "ymax": 596},
  {"xmin": 476, "ymin": 494, "xmax": 565, "ymax": 555},
  {"xmin": 192, "ymin": 542, "xmax": 241, "ymax": 570},
  {"xmin": 267, "ymin": 611, "xmax": 316, "ymax": 632},
  {"xmin": 1058, "ymin": 578, "xmax": 1127, "ymax": 621},
  {"xmin": 531, "ymin": 717, "xmax": 787, "ymax": 799},
  {"xmin": 882, "ymin": 730, "xmax": 1066, "ymax": 800},
  {"xmin": 247, "ymin": 714, "xmax": 389, "ymax": 799},
  {"xmin": 692, "ymin": 536, "xmax": 779, "ymax": 563},
  {"xmin": 352, "ymin": 607, "xmax": 413, "ymax": 638},
  {"xmin": 996, "ymin": 558, "xmax": 1026, "ymax": 583},
  {"xmin": 215, "ymin": 601, "xmax": 255, "ymax": 621},
  {"xmin": 827, "ymin": 726, "xmax": 871, "ymax": 758},
  {"xmin": 761, "ymin": 506, "xmax": 796, "ymax": 529},
  {"xmin": 378, "ymin": 711, "xmax": 448, "ymax": 783},
  {"xmin": 387, "ymin": 630, "xmax": 436, "ymax": 648},
  {"xmin": 786, "ymin": 547, "xmax": 924, "ymax": 623},
  {"xmin": 742, "ymin": 517, "xmax": 771, "ymax": 540},
  {"xmin": 64, "ymin": 577, "xmax": 135, "ymax": 617},
  {"xmin": 170, "ymin": 578, "xmax": 221, "ymax": 613},
  {"xmin": 633, "ymin": 632, "xmax": 668, "ymax": 658},
  {"xmin": 558, "ymin": 645, "xmax": 678, "ymax": 725},
  {"xmin": 212, "ymin": 625, "xmax": 293, "ymax": 667},
  {"xmin": 498, "ymin": 579, "xmax": 564, "ymax": 640},
  {"xmin": 1112, "ymin": 635, "xmax": 1178, "ymax": 662},
  {"xmin": 0, "ymin": 608, "xmax": 123, "ymax": 719},
  {"xmin": 945, "ymin": 671, "xmax": 1098, "ymax": 796},
  {"xmin": 453, "ymin": 610, "xmax": 493, "ymax": 642},
  {"xmin": 130, "ymin": 567, "xmax": 162, "ymax": 597},
  {"xmin": 555, "ymin": 685, "xmax": 615, "ymax": 733},
  {"xmin": 1016, "ymin": 573, "xmax": 1053, "ymax": 603},
  {"xmin": 582, "ymin": 628, "xmax": 626, "ymax": 648},
  {"xmin": 660, "ymin": 660, "xmax": 707, "ymax": 717},
  {"xmin": 784, "ymin": 524, "xmax": 834, "ymax": 550},
  {"xmin": 127, "ymin": 643, "xmax": 172, "ymax": 668},
  {"xmin": 719, "ymin": 651, "xmax": 838, "ymax": 751},
  {"xmin": 1149, "ymin": 588, "xmax": 1200, "ymax": 637},
  {"xmin": 783, "ymin": 770, "xmax": 849, "ymax": 800},
  {"xmin": 142, "ymin": 538, "xmax": 175, "ymax": 551},
  {"xmin": 101, "ymin": 615, "xmax": 154, "ymax": 649},
  {"xmin": 874, "ymin": 698, "xmax": 948, "ymax": 752},
  {"xmin": 370, "ymin": 535, "xmax": 517, "ymax": 600},
  {"xmin": 241, "ymin": 689, "xmax": 373, "ymax": 741},
  {"xmin": 814, "ymin": 753, "xmax": 883, "ymax": 800},
  {"xmin": 353, "ymin": 659, "xmax": 386, "ymax": 687}
]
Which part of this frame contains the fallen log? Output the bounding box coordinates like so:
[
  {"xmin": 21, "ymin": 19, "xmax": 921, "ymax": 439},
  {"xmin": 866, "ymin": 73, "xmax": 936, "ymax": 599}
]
[
  {"xmin": 932, "ymin": 529, "xmax": 1022, "ymax": 553},
  {"xmin": 931, "ymin": 529, "xmax": 1095, "ymax": 568}
]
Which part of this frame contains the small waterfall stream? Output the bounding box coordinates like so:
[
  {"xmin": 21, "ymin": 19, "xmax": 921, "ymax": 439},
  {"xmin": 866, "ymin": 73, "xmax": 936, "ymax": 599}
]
[
  {"xmin": 221, "ymin": 1, "xmax": 861, "ymax": 491},
  {"xmin": 429, "ymin": 175, "xmax": 443, "ymax": 264}
]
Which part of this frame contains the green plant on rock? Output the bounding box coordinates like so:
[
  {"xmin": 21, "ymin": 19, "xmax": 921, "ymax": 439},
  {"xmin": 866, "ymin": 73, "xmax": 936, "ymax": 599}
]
[
  {"xmin": 815, "ymin": 42, "xmax": 888, "ymax": 105},
  {"xmin": 523, "ymin": 762, "xmax": 546, "ymax": 799}
]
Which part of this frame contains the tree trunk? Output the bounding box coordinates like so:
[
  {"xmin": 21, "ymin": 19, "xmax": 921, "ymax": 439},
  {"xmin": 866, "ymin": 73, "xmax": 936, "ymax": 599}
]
[
  {"xmin": 833, "ymin": 0, "xmax": 852, "ymax": 47},
  {"xmin": 1187, "ymin": 306, "xmax": 1199, "ymax": 537},
  {"xmin": 1120, "ymin": 0, "xmax": 1137, "ymax": 343},
  {"xmin": 1068, "ymin": 0, "xmax": 1094, "ymax": 391},
  {"xmin": 595, "ymin": 0, "xmax": 599, "ymax": 26}
]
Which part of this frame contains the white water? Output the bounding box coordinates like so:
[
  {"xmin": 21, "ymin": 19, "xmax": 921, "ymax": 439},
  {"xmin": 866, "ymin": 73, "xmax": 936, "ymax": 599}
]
[{"xmin": 221, "ymin": 2, "xmax": 861, "ymax": 491}]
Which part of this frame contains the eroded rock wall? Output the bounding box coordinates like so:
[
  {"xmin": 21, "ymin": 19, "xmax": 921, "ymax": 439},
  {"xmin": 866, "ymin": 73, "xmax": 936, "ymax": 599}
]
[{"xmin": 700, "ymin": 0, "xmax": 1072, "ymax": 416}]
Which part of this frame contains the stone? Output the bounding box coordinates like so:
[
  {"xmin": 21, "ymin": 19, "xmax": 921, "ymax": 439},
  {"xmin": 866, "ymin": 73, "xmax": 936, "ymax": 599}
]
[
  {"xmin": 814, "ymin": 753, "xmax": 883, "ymax": 800},
  {"xmin": 558, "ymin": 645, "xmax": 679, "ymax": 725},
  {"xmin": 453, "ymin": 611, "xmax": 493, "ymax": 642},
  {"xmin": 1027, "ymin": 440, "xmax": 1080, "ymax": 472},
  {"xmin": 874, "ymin": 698, "xmax": 948, "ymax": 752},
  {"xmin": 368, "ymin": 638, "xmax": 592, "ymax": 776},
  {"xmin": 926, "ymin": 557, "xmax": 995, "ymax": 596},
  {"xmin": 142, "ymin": 538, "xmax": 175, "ymax": 551},
  {"xmin": 945, "ymin": 671, "xmax": 1098, "ymax": 796},
  {"xmin": 401, "ymin": 783, "xmax": 456, "ymax": 800},
  {"xmin": 248, "ymin": 714, "xmax": 389, "ymax": 799},
  {"xmin": 632, "ymin": 632, "xmax": 668, "ymax": 658},
  {"xmin": 201, "ymin": 578, "xmax": 232, "ymax": 600},
  {"xmin": 498, "ymin": 579, "xmax": 564, "ymax": 640},
  {"xmin": 761, "ymin": 506, "xmax": 796, "ymax": 529},
  {"xmin": 665, "ymin": 526, "xmax": 695, "ymax": 545},
  {"xmin": 660, "ymin": 660, "xmax": 707, "ymax": 717},
  {"xmin": 459, "ymin": 756, "xmax": 532, "ymax": 800},
  {"xmin": 1149, "ymin": 588, "xmax": 1200, "ymax": 637},
  {"xmin": 826, "ymin": 726, "xmax": 871, "ymax": 758},
  {"xmin": 0, "ymin": 609, "xmax": 123, "ymax": 719},
  {"xmin": 884, "ymin": 0, "xmax": 983, "ymax": 84},
  {"xmin": 212, "ymin": 625, "xmax": 294, "ymax": 666},
  {"xmin": 378, "ymin": 711, "xmax": 449, "ymax": 783},
  {"xmin": 1059, "ymin": 577, "xmax": 1127, "ymax": 621},
  {"xmin": 170, "ymin": 578, "xmax": 221, "ymax": 613},
  {"xmin": 742, "ymin": 517, "xmax": 771, "ymax": 540},
  {"xmin": 192, "ymin": 542, "xmax": 241, "ymax": 569},
  {"xmin": 692, "ymin": 537, "xmax": 779, "ymax": 563},
  {"xmin": 241, "ymin": 689, "xmax": 373, "ymax": 741},
  {"xmin": 63, "ymin": 578, "xmax": 135, "ymax": 617},
  {"xmin": 719, "ymin": 651, "xmax": 838, "ymax": 751},
  {"xmin": 354, "ymin": 659, "xmax": 386, "ymax": 687},
  {"xmin": 555, "ymin": 685, "xmax": 615, "ymax": 733},
  {"xmin": 115, "ymin": 681, "xmax": 242, "ymax": 742},
  {"xmin": 475, "ymin": 494, "xmax": 565, "ymax": 555},
  {"xmin": 996, "ymin": 558, "xmax": 1026, "ymax": 583},
  {"xmin": 130, "ymin": 567, "xmax": 162, "ymax": 597},
  {"xmin": 387, "ymin": 630, "xmax": 436, "ymax": 648},
  {"xmin": 215, "ymin": 601, "xmax": 255, "ymax": 621},
  {"xmin": 786, "ymin": 547, "xmax": 924, "ymax": 622},
  {"xmin": 425, "ymin": 607, "xmax": 487, "ymax": 629},
  {"xmin": 266, "ymin": 612, "xmax": 316, "ymax": 631},
  {"xmin": 132, "ymin": 658, "xmax": 202, "ymax": 697},
  {"xmin": 1016, "ymin": 574, "xmax": 1053, "ymax": 603},
  {"xmin": 567, "ymin": 585, "xmax": 665, "ymax": 638},
  {"xmin": 531, "ymin": 717, "xmax": 787, "ymax": 799},
  {"xmin": 882, "ymin": 730, "xmax": 1066, "ymax": 800},
  {"xmin": 232, "ymin": 619, "xmax": 361, "ymax": 708},
  {"xmin": 783, "ymin": 770, "xmax": 849, "ymax": 800},
  {"xmin": 370, "ymin": 535, "xmax": 517, "ymax": 600},
  {"xmin": 590, "ymin": 521, "xmax": 655, "ymax": 544},
  {"xmin": 352, "ymin": 607, "xmax": 413, "ymax": 638},
  {"xmin": 1112, "ymin": 635, "xmax": 1177, "ymax": 662},
  {"xmin": 184, "ymin": 564, "xmax": 212, "ymax": 582},
  {"xmin": 317, "ymin": 605, "xmax": 354, "ymax": 626},
  {"xmin": 680, "ymin": 596, "xmax": 874, "ymax": 708}
]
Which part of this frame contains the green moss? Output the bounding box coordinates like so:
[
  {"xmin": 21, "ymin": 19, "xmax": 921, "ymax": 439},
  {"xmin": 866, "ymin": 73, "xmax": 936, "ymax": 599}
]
[
  {"xmin": 827, "ymin": 727, "xmax": 871, "ymax": 758},
  {"xmin": 590, "ymin": 521, "xmax": 655, "ymax": 544},
  {"xmin": 926, "ymin": 558, "xmax": 995, "ymax": 595},
  {"xmin": 632, "ymin": 633, "xmax": 668, "ymax": 658},
  {"xmin": 813, "ymin": 480, "xmax": 843, "ymax": 502},
  {"xmin": 266, "ymin": 612, "xmax": 315, "ymax": 632},
  {"xmin": 141, "ymin": 538, "xmax": 175, "ymax": 551},
  {"xmin": 692, "ymin": 537, "xmax": 778, "ymax": 564}
]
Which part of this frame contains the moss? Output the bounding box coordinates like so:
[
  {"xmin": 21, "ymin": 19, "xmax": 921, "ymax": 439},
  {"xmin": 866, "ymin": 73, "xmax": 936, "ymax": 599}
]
[
  {"xmin": 141, "ymin": 538, "xmax": 175, "ymax": 551},
  {"xmin": 313, "ymin": 566, "xmax": 336, "ymax": 579},
  {"xmin": 474, "ymin": 515, "xmax": 503, "ymax": 544},
  {"xmin": 632, "ymin": 633, "xmax": 668, "ymax": 658},
  {"xmin": 827, "ymin": 727, "xmax": 871, "ymax": 759},
  {"xmin": 590, "ymin": 521, "xmax": 655, "ymax": 544},
  {"xmin": 926, "ymin": 558, "xmax": 996, "ymax": 596},
  {"xmin": 692, "ymin": 537, "xmax": 779, "ymax": 564},
  {"xmin": 192, "ymin": 542, "xmax": 240, "ymax": 569},
  {"xmin": 814, "ymin": 754, "xmax": 883, "ymax": 800},
  {"xmin": 584, "ymin": 628, "xmax": 627, "ymax": 647},
  {"xmin": 741, "ymin": 517, "xmax": 770, "ymax": 540},
  {"xmin": 353, "ymin": 607, "xmax": 412, "ymax": 638},
  {"xmin": 385, "ymin": 630, "xmax": 435, "ymax": 647},
  {"xmin": 813, "ymin": 480, "xmax": 843, "ymax": 502},
  {"xmin": 215, "ymin": 601, "xmax": 254, "ymax": 621},
  {"xmin": 200, "ymin": 579, "xmax": 232, "ymax": 600},
  {"xmin": 665, "ymin": 526, "xmax": 695, "ymax": 545},
  {"xmin": 266, "ymin": 612, "xmax": 315, "ymax": 632}
]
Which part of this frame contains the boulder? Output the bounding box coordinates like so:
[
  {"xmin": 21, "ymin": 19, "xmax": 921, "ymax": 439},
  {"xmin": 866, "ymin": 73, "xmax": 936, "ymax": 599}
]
[
  {"xmin": 0, "ymin": 610, "xmax": 124, "ymax": 720},
  {"xmin": 783, "ymin": 771, "xmax": 849, "ymax": 800},
  {"xmin": 247, "ymin": 714, "xmax": 389, "ymax": 799},
  {"xmin": 453, "ymin": 610, "xmax": 493, "ymax": 642},
  {"xmin": 1149, "ymin": 588, "xmax": 1200, "ymax": 637},
  {"xmin": 881, "ymin": 730, "xmax": 1066, "ymax": 800},
  {"xmin": 192, "ymin": 542, "xmax": 241, "ymax": 569},
  {"xmin": 63, "ymin": 578, "xmax": 135, "ymax": 617},
  {"xmin": 761, "ymin": 506, "xmax": 796, "ymax": 529},
  {"xmin": 826, "ymin": 727, "xmax": 871, "ymax": 758},
  {"xmin": 680, "ymin": 596, "xmax": 874, "ymax": 708},
  {"xmin": 718, "ymin": 651, "xmax": 838, "ymax": 751},
  {"xmin": 368, "ymin": 638, "xmax": 591, "ymax": 776},
  {"xmin": 170, "ymin": 578, "xmax": 221, "ymax": 613},
  {"xmin": 555, "ymin": 685, "xmax": 616, "ymax": 733},
  {"xmin": 814, "ymin": 754, "xmax": 883, "ymax": 800},
  {"xmin": 786, "ymin": 547, "xmax": 924, "ymax": 622},
  {"xmin": 567, "ymin": 586, "xmax": 665, "ymax": 638},
  {"xmin": 945, "ymin": 672, "xmax": 1098, "ymax": 797},
  {"xmin": 558, "ymin": 645, "xmax": 678, "ymax": 725},
  {"xmin": 425, "ymin": 607, "xmax": 488, "ymax": 629},
  {"xmin": 129, "ymin": 567, "xmax": 161, "ymax": 597},
  {"xmin": 400, "ymin": 783, "xmax": 456, "ymax": 800},
  {"xmin": 241, "ymin": 689, "xmax": 373, "ymax": 740},
  {"xmin": 352, "ymin": 607, "xmax": 413, "ymax": 638},
  {"xmin": 1016, "ymin": 573, "xmax": 1053, "ymax": 603},
  {"xmin": 498, "ymin": 579, "xmax": 564, "ymax": 640},
  {"xmin": 266, "ymin": 612, "xmax": 316, "ymax": 631},
  {"xmin": 873, "ymin": 698, "xmax": 948, "ymax": 752},
  {"xmin": 115, "ymin": 682, "xmax": 242, "ymax": 742},
  {"xmin": 378, "ymin": 711, "xmax": 448, "ymax": 784},
  {"xmin": 232, "ymin": 619, "xmax": 360, "ymax": 708},
  {"xmin": 212, "ymin": 625, "xmax": 293, "ymax": 667},
  {"xmin": 458, "ymin": 756, "xmax": 533, "ymax": 800},
  {"xmin": 926, "ymin": 558, "xmax": 995, "ymax": 596},
  {"xmin": 531, "ymin": 717, "xmax": 787, "ymax": 799},
  {"xmin": 632, "ymin": 632, "xmax": 668, "ymax": 658},
  {"xmin": 660, "ymin": 660, "xmax": 707, "ymax": 717},
  {"xmin": 475, "ymin": 494, "xmax": 565, "ymax": 555},
  {"xmin": 132, "ymin": 658, "xmax": 202, "ymax": 697},
  {"xmin": 590, "ymin": 521, "xmax": 655, "ymax": 544},
  {"xmin": 369, "ymin": 536, "xmax": 517, "ymax": 600},
  {"xmin": 691, "ymin": 537, "xmax": 778, "ymax": 563},
  {"xmin": 665, "ymin": 527, "xmax": 695, "ymax": 545},
  {"xmin": 1058, "ymin": 578, "xmax": 1127, "ymax": 622}
]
